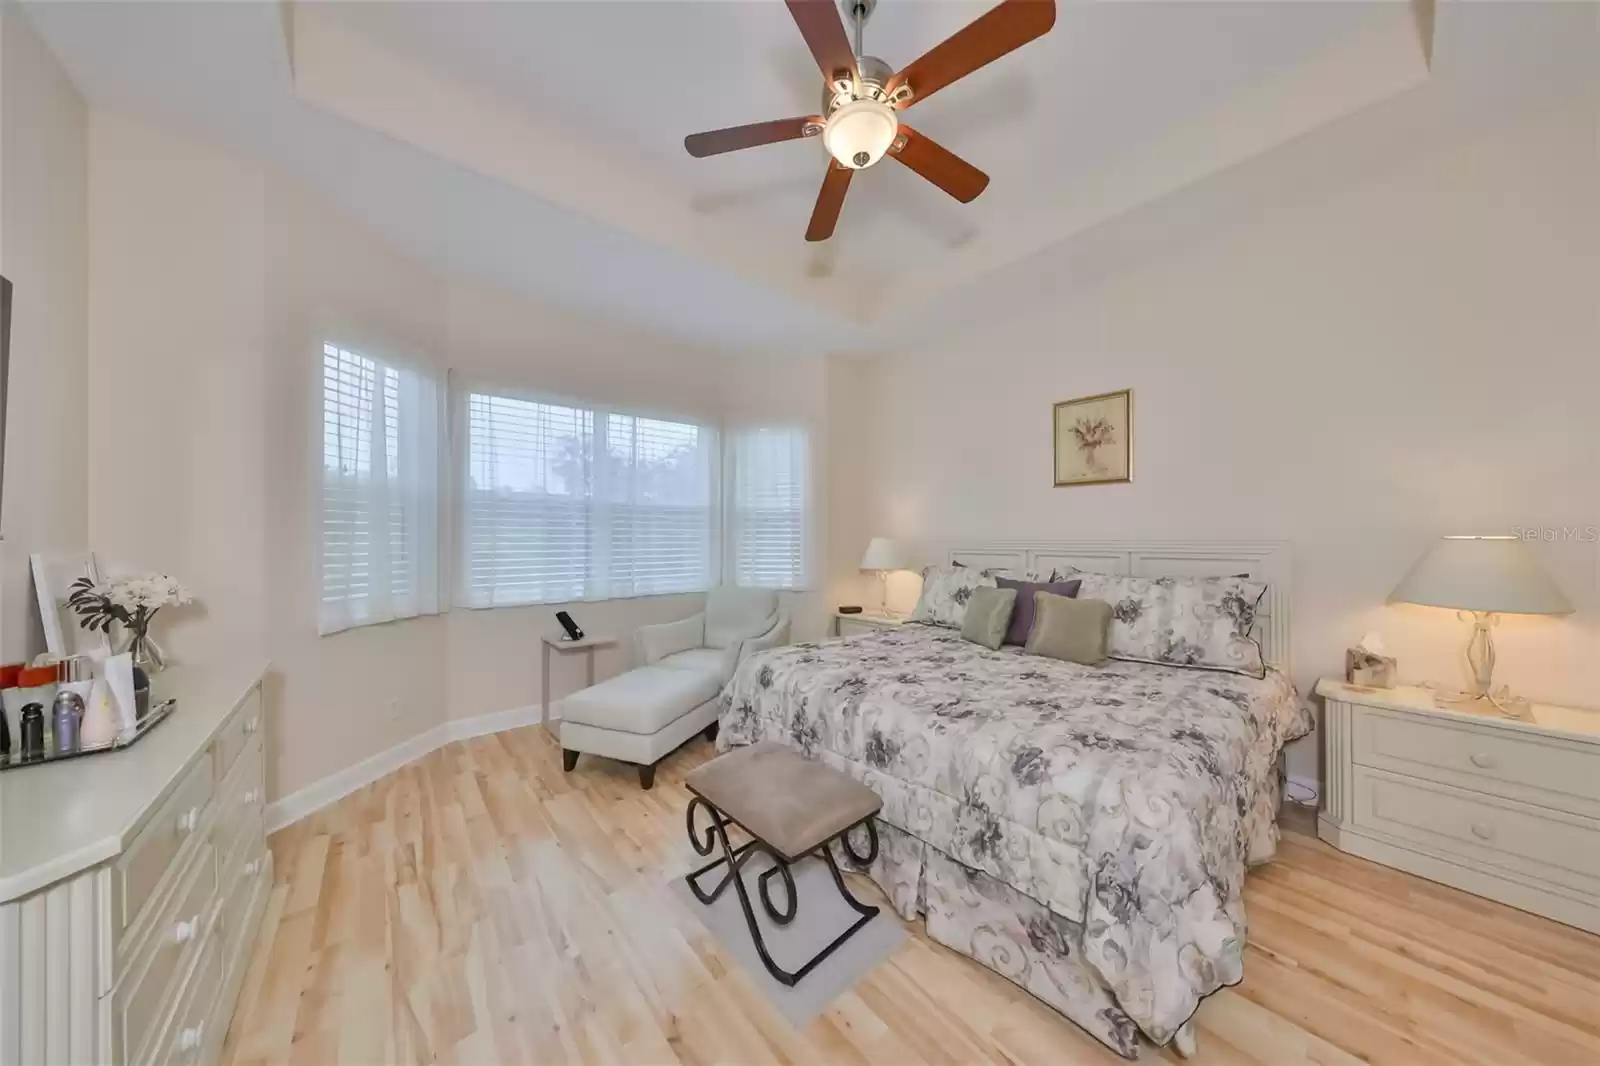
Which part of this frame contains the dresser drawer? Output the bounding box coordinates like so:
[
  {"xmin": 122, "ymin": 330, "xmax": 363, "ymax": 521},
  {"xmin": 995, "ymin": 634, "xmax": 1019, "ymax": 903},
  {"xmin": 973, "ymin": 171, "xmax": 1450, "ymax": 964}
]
[
  {"xmin": 1354, "ymin": 768, "xmax": 1600, "ymax": 893},
  {"xmin": 144, "ymin": 926, "xmax": 223, "ymax": 1066},
  {"xmin": 212, "ymin": 684, "xmax": 262, "ymax": 785},
  {"xmin": 214, "ymin": 737, "xmax": 264, "ymax": 873},
  {"xmin": 1353, "ymin": 706, "xmax": 1600, "ymax": 814},
  {"xmin": 117, "ymin": 751, "xmax": 216, "ymax": 933},
  {"xmin": 116, "ymin": 840, "xmax": 218, "ymax": 1065},
  {"xmin": 220, "ymin": 840, "xmax": 268, "ymax": 979}
]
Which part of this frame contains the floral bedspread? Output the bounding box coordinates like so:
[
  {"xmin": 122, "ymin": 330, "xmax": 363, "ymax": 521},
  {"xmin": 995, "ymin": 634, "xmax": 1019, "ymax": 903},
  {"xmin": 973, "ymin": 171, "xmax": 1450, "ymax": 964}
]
[{"xmin": 717, "ymin": 625, "xmax": 1312, "ymax": 1049}]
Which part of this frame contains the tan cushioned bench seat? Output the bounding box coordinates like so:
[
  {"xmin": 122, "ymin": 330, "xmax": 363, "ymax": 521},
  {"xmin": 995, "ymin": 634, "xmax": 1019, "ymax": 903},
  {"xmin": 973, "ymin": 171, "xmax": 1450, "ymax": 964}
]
[
  {"xmin": 561, "ymin": 666, "xmax": 723, "ymax": 735},
  {"xmin": 685, "ymin": 742, "xmax": 882, "ymax": 861}
]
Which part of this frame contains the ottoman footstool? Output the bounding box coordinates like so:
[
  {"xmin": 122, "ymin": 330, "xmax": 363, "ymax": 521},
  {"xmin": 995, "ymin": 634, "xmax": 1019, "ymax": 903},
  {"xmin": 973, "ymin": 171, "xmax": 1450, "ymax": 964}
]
[
  {"xmin": 683, "ymin": 742, "xmax": 883, "ymax": 987},
  {"xmin": 559, "ymin": 665, "xmax": 723, "ymax": 789}
]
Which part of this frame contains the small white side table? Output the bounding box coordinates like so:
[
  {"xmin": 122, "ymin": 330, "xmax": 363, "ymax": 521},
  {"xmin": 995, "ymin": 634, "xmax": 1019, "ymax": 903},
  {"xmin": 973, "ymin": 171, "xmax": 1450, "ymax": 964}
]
[
  {"xmin": 541, "ymin": 633, "xmax": 617, "ymax": 731},
  {"xmin": 834, "ymin": 611, "xmax": 905, "ymax": 637}
]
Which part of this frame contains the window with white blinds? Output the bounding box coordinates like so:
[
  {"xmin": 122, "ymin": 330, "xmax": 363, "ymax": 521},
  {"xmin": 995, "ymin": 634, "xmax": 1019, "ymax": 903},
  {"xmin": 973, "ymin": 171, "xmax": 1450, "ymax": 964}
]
[
  {"xmin": 728, "ymin": 426, "xmax": 811, "ymax": 590},
  {"xmin": 459, "ymin": 391, "xmax": 717, "ymax": 607},
  {"xmin": 320, "ymin": 343, "xmax": 442, "ymax": 635}
]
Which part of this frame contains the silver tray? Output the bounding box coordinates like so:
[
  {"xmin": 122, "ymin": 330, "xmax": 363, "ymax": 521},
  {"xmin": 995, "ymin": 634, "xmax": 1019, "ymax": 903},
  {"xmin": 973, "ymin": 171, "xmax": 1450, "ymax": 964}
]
[{"xmin": 0, "ymin": 698, "xmax": 177, "ymax": 771}]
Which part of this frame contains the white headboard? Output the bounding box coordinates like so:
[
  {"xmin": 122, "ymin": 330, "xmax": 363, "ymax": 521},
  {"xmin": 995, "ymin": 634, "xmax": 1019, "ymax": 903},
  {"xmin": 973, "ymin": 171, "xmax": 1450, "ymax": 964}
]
[{"xmin": 943, "ymin": 539, "xmax": 1292, "ymax": 674}]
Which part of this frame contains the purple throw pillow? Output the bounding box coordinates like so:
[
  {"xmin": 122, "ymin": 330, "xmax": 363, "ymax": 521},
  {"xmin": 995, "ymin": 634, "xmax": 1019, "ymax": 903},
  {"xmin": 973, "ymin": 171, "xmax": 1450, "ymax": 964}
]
[{"xmin": 995, "ymin": 577, "xmax": 1082, "ymax": 646}]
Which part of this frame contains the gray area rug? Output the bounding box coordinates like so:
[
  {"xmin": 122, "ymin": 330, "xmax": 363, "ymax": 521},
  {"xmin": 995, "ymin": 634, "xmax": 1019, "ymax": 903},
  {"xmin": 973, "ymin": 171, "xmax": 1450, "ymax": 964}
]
[{"xmin": 670, "ymin": 850, "xmax": 907, "ymax": 1030}]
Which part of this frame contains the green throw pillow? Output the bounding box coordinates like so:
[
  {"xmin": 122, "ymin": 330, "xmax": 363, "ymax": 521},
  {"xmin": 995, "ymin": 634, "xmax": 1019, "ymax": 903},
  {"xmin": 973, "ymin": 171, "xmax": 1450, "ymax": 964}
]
[
  {"xmin": 1025, "ymin": 592, "xmax": 1112, "ymax": 665},
  {"xmin": 960, "ymin": 586, "xmax": 1017, "ymax": 651}
]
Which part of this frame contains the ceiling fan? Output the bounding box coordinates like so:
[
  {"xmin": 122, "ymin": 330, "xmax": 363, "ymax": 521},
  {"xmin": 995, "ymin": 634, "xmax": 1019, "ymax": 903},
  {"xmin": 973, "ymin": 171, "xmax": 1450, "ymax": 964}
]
[{"xmin": 684, "ymin": 0, "xmax": 1056, "ymax": 242}]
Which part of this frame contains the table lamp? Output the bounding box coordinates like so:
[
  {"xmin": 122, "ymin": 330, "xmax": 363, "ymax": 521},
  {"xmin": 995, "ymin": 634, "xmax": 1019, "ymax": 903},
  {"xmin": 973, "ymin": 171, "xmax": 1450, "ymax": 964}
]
[
  {"xmin": 859, "ymin": 537, "xmax": 907, "ymax": 617},
  {"xmin": 1388, "ymin": 535, "xmax": 1573, "ymax": 717}
]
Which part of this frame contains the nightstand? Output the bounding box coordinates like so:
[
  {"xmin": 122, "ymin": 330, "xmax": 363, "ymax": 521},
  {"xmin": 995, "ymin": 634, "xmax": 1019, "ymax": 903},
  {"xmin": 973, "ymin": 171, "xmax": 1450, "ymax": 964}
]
[
  {"xmin": 1315, "ymin": 678, "xmax": 1600, "ymax": 934},
  {"xmin": 834, "ymin": 611, "xmax": 905, "ymax": 637}
]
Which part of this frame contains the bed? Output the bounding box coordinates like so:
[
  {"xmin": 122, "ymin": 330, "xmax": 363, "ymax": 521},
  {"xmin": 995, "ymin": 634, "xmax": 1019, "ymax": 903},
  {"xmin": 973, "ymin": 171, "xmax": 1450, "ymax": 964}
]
[{"xmin": 714, "ymin": 540, "xmax": 1313, "ymax": 1060}]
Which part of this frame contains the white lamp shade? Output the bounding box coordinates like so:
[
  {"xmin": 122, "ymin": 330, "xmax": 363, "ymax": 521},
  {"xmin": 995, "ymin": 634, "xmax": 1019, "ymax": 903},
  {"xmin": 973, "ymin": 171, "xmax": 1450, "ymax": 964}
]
[
  {"xmin": 860, "ymin": 537, "xmax": 907, "ymax": 572},
  {"xmin": 1389, "ymin": 536, "xmax": 1573, "ymax": 616},
  {"xmin": 823, "ymin": 100, "xmax": 898, "ymax": 169}
]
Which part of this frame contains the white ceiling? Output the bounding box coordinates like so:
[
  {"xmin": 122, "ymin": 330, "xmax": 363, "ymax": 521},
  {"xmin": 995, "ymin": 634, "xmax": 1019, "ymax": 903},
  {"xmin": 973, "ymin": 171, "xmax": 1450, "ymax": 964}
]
[{"xmin": 24, "ymin": 0, "xmax": 1437, "ymax": 355}]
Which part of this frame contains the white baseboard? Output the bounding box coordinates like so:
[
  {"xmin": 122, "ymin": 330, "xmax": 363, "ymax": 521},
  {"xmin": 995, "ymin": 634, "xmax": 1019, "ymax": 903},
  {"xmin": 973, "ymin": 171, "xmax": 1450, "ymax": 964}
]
[
  {"xmin": 264, "ymin": 703, "xmax": 544, "ymax": 834},
  {"xmin": 446, "ymin": 703, "xmax": 547, "ymax": 742}
]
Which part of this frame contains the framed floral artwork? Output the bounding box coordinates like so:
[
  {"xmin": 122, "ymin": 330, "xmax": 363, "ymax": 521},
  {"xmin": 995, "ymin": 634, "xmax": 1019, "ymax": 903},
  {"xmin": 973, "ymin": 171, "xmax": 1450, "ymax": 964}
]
[{"xmin": 1053, "ymin": 389, "xmax": 1132, "ymax": 486}]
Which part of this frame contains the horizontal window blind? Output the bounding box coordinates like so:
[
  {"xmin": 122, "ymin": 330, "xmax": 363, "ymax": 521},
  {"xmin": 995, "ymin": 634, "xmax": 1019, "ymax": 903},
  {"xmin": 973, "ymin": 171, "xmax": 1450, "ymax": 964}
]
[
  {"xmin": 729, "ymin": 426, "xmax": 810, "ymax": 590},
  {"xmin": 320, "ymin": 343, "xmax": 441, "ymax": 634},
  {"xmin": 460, "ymin": 392, "xmax": 716, "ymax": 607}
]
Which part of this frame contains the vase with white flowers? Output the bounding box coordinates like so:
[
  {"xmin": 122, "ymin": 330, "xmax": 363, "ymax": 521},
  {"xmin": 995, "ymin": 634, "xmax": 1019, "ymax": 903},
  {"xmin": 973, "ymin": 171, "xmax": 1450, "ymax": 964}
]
[{"xmin": 66, "ymin": 573, "xmax": 193, "ymax": 674}]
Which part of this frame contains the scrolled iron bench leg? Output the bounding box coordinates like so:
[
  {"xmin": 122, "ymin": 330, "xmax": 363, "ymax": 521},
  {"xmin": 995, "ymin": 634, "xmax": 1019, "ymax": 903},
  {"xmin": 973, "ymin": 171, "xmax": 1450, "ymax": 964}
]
[{"xmin": 682, "ymin": 801, "xmax": 883, "ymax": 988}]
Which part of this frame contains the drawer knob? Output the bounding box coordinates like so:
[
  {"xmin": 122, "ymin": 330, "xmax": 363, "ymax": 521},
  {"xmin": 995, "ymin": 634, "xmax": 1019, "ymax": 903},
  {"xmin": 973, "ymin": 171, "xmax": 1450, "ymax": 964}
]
[
  {"xmin": 173, "ymin": 915, "xmax": 199, "ymax": 944},
  {"xmin": 1470, "ymin": 822, "xmax": 1496, "ymax": 841},
  {"xmin": 176, "ymin": 807, "xmax": 200, "ymax": 835},
  {"xmin": 1469, "ymin": 753, "xmax": 1496, "ymax": 769},
  {"xmin": 179, "ymin": 1021, "xmax": 205, "ymax": 1054}
]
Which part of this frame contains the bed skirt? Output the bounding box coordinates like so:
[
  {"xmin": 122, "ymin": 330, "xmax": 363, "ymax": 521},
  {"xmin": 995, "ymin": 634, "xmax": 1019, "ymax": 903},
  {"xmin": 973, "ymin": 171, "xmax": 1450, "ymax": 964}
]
[{"xmin": 836, "ymin": 820, "xmax": 1143, "ymax": 1059}]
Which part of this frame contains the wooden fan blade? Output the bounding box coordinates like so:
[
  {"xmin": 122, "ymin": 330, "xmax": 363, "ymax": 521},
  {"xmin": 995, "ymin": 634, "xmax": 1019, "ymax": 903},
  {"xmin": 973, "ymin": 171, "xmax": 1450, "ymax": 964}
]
[
  {"xmin": 786, "ymin": 0, "xmax": 858, "ymax": 88},
  {"xmin": 888, "ymin": 0, "xmax": 1055, "ymax": 109},
  {"xmin": 889, "ymin": 126, "xmax": 989, "ymax": 202},
  {"xmin": 685, "ymin": 116, "xmax": 822, "ymax": 158},
  {"xmin": 806, "ymin": 162, "xmax": 854, "ymax": 242}
]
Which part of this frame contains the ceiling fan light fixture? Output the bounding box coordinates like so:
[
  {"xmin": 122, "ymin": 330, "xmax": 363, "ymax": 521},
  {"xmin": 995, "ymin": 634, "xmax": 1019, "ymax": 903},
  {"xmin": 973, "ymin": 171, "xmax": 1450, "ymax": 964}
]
[{"xmin": 822, "ymin": 99, "xmax": 898, "ymax": 170}]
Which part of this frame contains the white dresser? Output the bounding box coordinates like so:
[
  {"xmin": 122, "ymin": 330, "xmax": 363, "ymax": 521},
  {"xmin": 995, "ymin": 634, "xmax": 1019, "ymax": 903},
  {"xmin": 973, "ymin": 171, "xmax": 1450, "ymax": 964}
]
[
  {"xmin": 1316, "ymin": 679, "xmax": 1600, "ymax": 934},
  {"xmin": 0, "ymin": 663, "xmax": 271, "ymax": 1066}
]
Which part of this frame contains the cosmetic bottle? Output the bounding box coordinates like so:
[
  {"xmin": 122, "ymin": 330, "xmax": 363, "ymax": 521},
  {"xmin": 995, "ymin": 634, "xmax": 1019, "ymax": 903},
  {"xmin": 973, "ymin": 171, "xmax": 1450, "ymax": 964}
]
[
  {"xmin": 52, "ymin": 688, "xmax": 84, "ymax": 756},
  {"xmin": 19, "ymin": 703, "xmax": 45, "ymax": 761}
]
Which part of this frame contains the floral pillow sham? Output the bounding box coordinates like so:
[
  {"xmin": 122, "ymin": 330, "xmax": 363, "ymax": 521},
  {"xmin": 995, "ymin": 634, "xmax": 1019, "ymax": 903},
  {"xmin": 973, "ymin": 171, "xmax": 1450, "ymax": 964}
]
[
  {"xmin": 910, "ymin": 563, "xmax": 1052, "ymax": 628},
  {"xmin": 1064, "ymin": 570, "xmax": 1268, "ymax": 678}
]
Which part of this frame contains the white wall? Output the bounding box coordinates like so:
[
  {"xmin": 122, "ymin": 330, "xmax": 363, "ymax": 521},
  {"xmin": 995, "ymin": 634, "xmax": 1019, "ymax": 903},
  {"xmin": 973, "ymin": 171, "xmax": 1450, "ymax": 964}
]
[
  {"xmin": 262, "ymin": 176, "xmax": 450, "ymax": 800},
  {"xmin": 860, "ymin": 24, "xmax": 1600, "ymax": 784},
  {"xmin": 0, "ymin": 6, "xmax": 87, "ymax": 662},
  {"xmin": 87, "ymin": 110, "xmax": 266, "ymax": 668}
]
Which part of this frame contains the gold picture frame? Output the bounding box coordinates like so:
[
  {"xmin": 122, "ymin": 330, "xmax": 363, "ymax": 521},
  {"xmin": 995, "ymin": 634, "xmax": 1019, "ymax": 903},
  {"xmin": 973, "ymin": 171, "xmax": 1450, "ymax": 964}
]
[{"xmin": 1053, "ymin": 389, "xmax": 1132, "ymax": 486}]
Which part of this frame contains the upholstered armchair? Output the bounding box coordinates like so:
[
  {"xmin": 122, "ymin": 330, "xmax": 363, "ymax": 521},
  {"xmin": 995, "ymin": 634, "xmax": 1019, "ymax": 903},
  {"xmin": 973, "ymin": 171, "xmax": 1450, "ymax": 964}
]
[{"xmin": 636, "ymin": 587, "xmax": 790, "ymax": 685}]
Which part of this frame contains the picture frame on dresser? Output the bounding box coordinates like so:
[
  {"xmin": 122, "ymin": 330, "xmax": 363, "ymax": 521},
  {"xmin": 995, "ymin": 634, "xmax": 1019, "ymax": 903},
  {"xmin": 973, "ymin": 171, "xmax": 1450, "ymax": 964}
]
[{"xmin": 30, "ymin": 550, "xmax": 111, "ymax": 659}]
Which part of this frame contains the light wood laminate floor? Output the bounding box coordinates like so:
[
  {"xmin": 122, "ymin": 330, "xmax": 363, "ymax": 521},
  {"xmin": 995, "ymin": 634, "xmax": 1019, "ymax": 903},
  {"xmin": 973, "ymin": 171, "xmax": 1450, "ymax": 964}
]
[{"xmin": 223, "ymin": 727, "xmax": 1600, "ymax": 1066}]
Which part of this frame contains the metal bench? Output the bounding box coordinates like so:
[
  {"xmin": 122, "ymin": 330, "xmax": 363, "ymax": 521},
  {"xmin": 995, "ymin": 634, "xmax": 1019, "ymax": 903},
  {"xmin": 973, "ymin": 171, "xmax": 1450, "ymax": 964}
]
[{"xmin": 683, "ymin": 742, "xmax": 883, "ymax": 987}]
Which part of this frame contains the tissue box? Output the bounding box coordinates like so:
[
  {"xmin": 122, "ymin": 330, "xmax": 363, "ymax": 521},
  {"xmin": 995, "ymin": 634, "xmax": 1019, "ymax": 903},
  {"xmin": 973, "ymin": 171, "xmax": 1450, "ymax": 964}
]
[{"xmin": 1346, "ymin": 648, "xmax": 1397, "ymax": 688}]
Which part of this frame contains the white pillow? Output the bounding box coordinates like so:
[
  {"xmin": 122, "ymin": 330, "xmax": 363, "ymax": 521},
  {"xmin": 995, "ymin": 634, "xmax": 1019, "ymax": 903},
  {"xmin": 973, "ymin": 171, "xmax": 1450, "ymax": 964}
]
[
  {"xmin": 909, "ymin": 564, "xmax": 1049, "ymax": 628},
  {"xmin": 909, "ymin": 564, "xmax": 997, "ymax": 628},
  {"xmin": 1068, "ymin": 571, "xmax": 1268, "ymax": 678}
]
